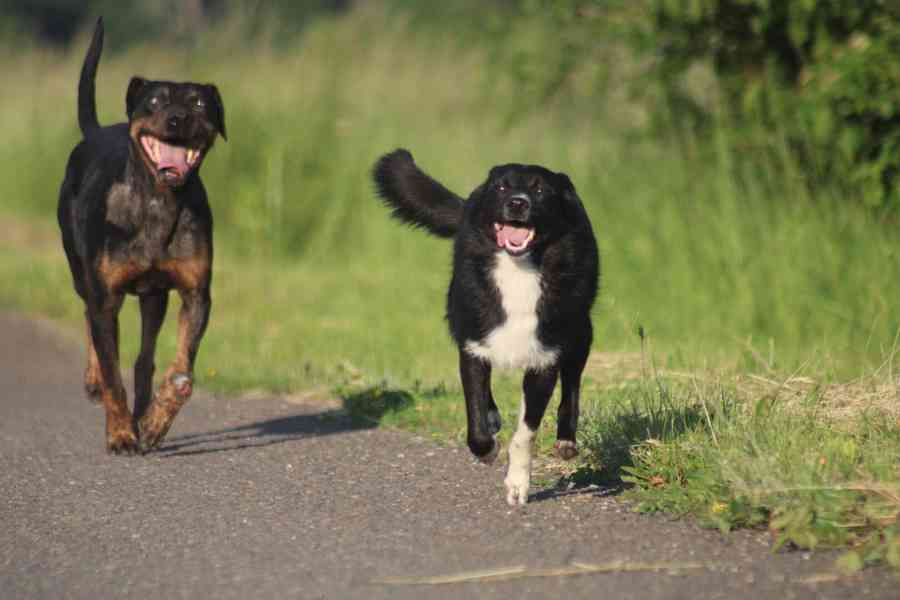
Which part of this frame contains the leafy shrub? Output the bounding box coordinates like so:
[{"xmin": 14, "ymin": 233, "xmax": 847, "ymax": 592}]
[{"xmin": 649, "ymin": 0, "xmax": 900, "ymax": 208}]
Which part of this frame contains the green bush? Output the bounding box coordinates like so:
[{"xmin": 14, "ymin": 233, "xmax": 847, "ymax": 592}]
[{"xmin": 649, "ymin": 0, "xmax": 900, "ymax": 208}]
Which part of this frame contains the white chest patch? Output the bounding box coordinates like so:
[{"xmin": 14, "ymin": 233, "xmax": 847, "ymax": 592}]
[{"xmin": 465, "ymin": 252, "xmax": 559, "ymax": 370}]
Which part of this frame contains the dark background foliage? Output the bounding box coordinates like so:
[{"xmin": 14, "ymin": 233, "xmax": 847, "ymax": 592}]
[{"xmin": 648, "ymin": 0, "xmax": 900, "ymax": 208}]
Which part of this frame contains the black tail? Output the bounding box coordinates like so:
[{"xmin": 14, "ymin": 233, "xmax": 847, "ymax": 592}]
[
  {"xmin": 78, "ymin": 17, "xmax": 104, "ymax": 136},
  {"xmin": 372, "ymin": 149, "xmax": 465, "ymax": 239}
]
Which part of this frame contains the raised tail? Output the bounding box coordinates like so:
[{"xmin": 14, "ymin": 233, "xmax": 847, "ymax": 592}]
[
  {"xmin": 78, "ymin": 17, "xmax": 104, "ymax": 136},
  {"xmin": 372, "ymin": 149, "xmax": 464, "ymax": 239}
]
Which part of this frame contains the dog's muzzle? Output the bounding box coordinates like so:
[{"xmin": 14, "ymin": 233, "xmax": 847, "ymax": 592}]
[
  {"xmin": 495, "ymin": 193, "xmax": 535, "ymax": 255},
  {"xmin": 502, "ymin": 193, "xmax": 531, "ymax": 222}
]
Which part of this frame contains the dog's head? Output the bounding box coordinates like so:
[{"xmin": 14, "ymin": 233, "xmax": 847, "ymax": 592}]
[
  {"xmin": 126, "ymin": 77, "xmax": 226, "ymax": 189},
  {"xmin": 472, "ymin": 164, "xmax": 581, "ymax": 257}
]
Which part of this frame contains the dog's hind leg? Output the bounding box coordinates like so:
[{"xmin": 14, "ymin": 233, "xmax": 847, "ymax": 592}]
[
  {"xmin": 133, "ymin": 292, "xmax": 169, "ymax": 422},
  {"xmin": 555, "ymin": 344, "xmax": 590, "ymax": 461},
  {"xmin": 505, "ymin": 366, "xmax": 559, "ymax": 506},
  {"xmin": 138, "ymin": 283, "xmax": 210, "ymax": 451},
  {"xmin": 83, "ymin": 314, "xmax": 103, "ymax": 404}
]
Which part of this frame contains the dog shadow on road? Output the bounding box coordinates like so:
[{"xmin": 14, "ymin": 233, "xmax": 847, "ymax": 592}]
[{"xmin": 152, "ymin": 387, "xmax": 415, "ymax": 458}]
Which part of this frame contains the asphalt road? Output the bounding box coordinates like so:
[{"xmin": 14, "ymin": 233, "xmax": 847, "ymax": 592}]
[{"xmin": 1, "ymin": 312, "xmax": 895, "ymax": 599}]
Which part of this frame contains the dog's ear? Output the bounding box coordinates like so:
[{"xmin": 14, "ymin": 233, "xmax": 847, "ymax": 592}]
[
  {"xmin": 557, "ymin": 172, "xmax": 587, "ymax": 222},
  {"xmin": 205, "ymin": 84, "xmax": 227, "ymax": 141},
  {"xmin": 487, "ymin": 166, "xmax": 505, "ymax": 184},
  {"xmin": 126, "ymin": 77, "xmax": 147, "ymax": 119}
]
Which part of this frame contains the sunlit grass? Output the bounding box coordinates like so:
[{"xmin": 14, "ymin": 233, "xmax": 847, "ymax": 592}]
[
  {"xmin": 4, "ymin": 5, "xmax": 899, "ymax": 377},
  {"xmin": 580, "ymin": 372, "xmax": 900, "ymax": 573}
]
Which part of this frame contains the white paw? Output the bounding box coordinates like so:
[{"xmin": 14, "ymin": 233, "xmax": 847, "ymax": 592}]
[{"xmin": 504, "ymin": 463, "xmax": 530, "ymax": 506}]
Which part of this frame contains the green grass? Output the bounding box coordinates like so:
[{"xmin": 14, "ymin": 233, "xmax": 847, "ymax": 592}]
[
  {"xmin": 581, "ymin": 372, "xmax": 900, "ymax": 572},
  {"xmin": 2, "ymin": 3, "xmax": 899, "ymax": 573}
]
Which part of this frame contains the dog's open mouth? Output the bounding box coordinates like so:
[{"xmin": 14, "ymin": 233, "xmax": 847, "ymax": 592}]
[
  {"xmin": 140, "ymin": 135, "xmax": 203, "ymax": 185},
  {"xmin": 494, "ymin": 222, "xmax": 535, "ymax": 256}
]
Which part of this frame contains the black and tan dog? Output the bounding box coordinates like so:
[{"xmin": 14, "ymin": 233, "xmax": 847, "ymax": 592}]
[{"xmin": 58, "ymin": 18, "xmax": 226, "ymax": 454}]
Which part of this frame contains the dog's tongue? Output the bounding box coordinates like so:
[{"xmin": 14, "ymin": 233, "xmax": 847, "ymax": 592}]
[
  {"xmin": 496, "ymin": 224, "xmax": 532, "ymax": 247},
  {"xmin": 157, "ymin": 141, "xmax": 189, "ymax": 176}
]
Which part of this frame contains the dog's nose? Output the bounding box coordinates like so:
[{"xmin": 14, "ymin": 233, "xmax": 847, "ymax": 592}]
[
  {"xmin": 167, "ymin": 110, "xmax": 188, "ymax": 129},
  {"xmin": 506, "ymin": 194, "xmax": 530, "ymax": 212}
]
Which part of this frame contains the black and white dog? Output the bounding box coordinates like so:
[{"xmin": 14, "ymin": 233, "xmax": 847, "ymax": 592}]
[{"xmin": 373, "ymin": 149, "xmax": 599, "ymax": 505}]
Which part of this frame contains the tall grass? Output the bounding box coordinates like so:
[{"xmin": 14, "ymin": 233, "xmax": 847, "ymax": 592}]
[
  {"xmin": 594, "ymin": 373, "xmax": 900, "ymax": 572},
  {"xmin": 4, "ymin": 3, "xmax": 898, "ymax": 382}
]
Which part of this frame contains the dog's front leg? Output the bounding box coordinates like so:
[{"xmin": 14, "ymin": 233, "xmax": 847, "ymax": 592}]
[
  {"xmin": 133, "ymin": 292, "xmax": 169, "ymax": 422},
  {"xmin": 555, "ymin": 345, "xmax": 589, "ymax": 460},
  {"xmin": 459, "ymin": 349, "xmax": 500, "ymax": 464},
  {"xmin": 138, "ymin": 285, "xmax": 210, "ymax": 451},
  {"xmin": 505, "ymin": 367, "xmax": 558, "ymax": 506},
  {"xmin": 85, "ymin": 291, "xmax": 135, "ymax": 454}
]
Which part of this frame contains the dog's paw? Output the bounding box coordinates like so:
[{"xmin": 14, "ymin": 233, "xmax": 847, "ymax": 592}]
[
  {"xmin": 106, "ymin": 427, "xmax": 139, "ymax": 456},
  {"xmin": 480, "ymin": 438, "xmax": 500, "ymax": 464},
  {"xmin": 487, "ymin": 408, "xmax": 502, "ymax": 435},
  {"xmin": 137, "ymin": 411, "xmax": 173, "ymax": 453},
  {"xmin": 504, "ymin": 463, "xmax": 531, "ymax": 506},
  {"xmin": 105, "ymin": 401, "xmax": 138, "ymax": 455},
  {"xmin": 84, "ymin": 382, "xmax": 102, "ymax": 404},
  {"xmin": 554, "ymin": 440, "xmax": 578, "ymax": 461},
  {"xmin": 137, "ymin": 393, "xmax": 178, "ymax": 452},
  {"xmin": 469, "ymin": 436, "xmax": 500, "ymax": 465},
  {"xmin": 84, "ymin": 369, "xmax": 102, "ymax": 405}
]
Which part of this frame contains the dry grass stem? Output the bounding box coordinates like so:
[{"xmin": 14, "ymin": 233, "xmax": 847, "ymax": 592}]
[{"xmin": 373, "ymin": 561, "xmax": 711, "ymax": 585}]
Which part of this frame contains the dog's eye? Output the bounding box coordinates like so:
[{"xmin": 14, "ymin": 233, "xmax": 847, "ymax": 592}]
[
  {"xmin": 148, "ymin": 97, "xmax": 160, "ymax": 110},
  {"xmin": 497, "ymin": 183, "xmax": 507, "ymax": 192},
  {"xmin": 191, "ymin": 98, "xmax": 205, "ymax": 111},
  {"xmin": 536, "ymin": 186, "xmax": 543, "ymax": 195}
]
